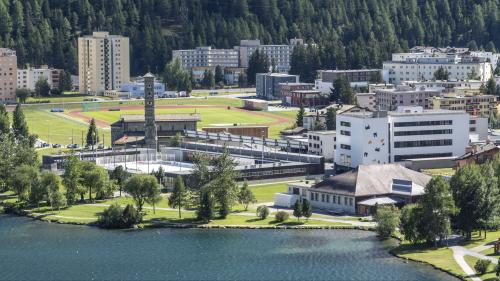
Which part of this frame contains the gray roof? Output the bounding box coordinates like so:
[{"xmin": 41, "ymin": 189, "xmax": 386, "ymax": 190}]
[
  {"xmin": 312, "ymin": 164, "xmax": 431, "ymax": 197},
  {"xmin": 457, "ymin": 143, "xmax": 499, "ymax": 160},
  {"xmin": 120, "ymin": 114, "xmax": 201, "ymax": 122}
]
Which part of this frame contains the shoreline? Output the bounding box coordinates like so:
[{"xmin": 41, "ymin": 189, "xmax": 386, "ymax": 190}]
[{"xmin": 2, "ymin": 211, "xmax": 463, "ymax": 281}]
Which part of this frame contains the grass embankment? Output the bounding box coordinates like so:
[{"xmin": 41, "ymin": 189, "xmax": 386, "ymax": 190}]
[
  {"xmin": 463, "ymin": 255, "xmax": 498, "ymax": 281},
  {"xmin": 2, "ymin": 182, "xmax": 350, "ymax": 228},
  {"xmin": 392, "ymin": 231, "xmax": 500, "ymax": 280}
]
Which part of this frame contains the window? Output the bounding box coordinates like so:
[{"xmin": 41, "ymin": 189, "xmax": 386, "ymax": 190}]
[
  {"xmin": 340, "ymin": 144, "xmax": 351, "ymax": 150},
  {"xmin": 393, "ymin": 129, "xmax": 452, "ymax": 136},
  {"xmin": 340, "ymin": 130, "xmax": 351, "ymax": 136},
  {"xmin": 394, "ymin": 152, "xmax": 453, "ymax": 161},
  {"xmin": 394, "ymin": 139, "xmax": 452, "ymax": 148},
  {"xmin": 344, "ymin": 197, "xmax": 348, "ymax": 205},
  {"xmin": 340, "ymin": 121, "xmax": 351, "ymax": 127},
  {"xmin": 394, "ymin": 120, "xmax": 452, "ymax": 127},
  {"xmin": 321, "ymin": 194, "xmax": 325, "ymax": 202}
]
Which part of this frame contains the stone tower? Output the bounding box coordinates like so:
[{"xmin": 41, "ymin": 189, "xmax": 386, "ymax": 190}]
[{"xmin": 143, "ymin": 73, "xmax": 157, "ymax": 148}]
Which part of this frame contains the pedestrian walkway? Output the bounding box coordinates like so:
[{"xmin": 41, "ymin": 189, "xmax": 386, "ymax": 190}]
[{"xmin": 450, "ymin": 243, "xmax": 498, "ymax": 281}]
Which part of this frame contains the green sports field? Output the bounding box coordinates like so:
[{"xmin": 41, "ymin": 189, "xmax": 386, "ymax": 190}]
[{"xmin": 17, "ymin": 97, "xmax": 296, "ymax": 145}]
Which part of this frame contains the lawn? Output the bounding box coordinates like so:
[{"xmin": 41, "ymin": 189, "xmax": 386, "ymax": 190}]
[
  {"xmin": 209, "ymin": 214, "xmax": 350, "ymax": 227},
  {"xmin": 464, "ymin": 255, "xmax": 498, "ymax": 281},
  {"xmin": 19, "ymin": 108, "xmax": 111, "ymax": 145},
  {"xmin": 391, "ymin": 244, "xmax": 465, "ymax": 279},
  {"xmin": 480, "ymin": 247, "xmax": 500, "ymax": 259},
  {"xmin": 461, "ymin": 230, "xmax": 500, "ymax": 249}
]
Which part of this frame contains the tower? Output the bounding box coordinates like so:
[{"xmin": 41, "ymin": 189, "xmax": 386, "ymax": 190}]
[{"xmin": 144, "ymin": 73, "xmax": 157, "ymax": 149}]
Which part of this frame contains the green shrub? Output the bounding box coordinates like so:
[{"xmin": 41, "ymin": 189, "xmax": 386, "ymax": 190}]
[
  {"xmin": 98, "ymin": 203, "xmax": 124, "ymax": 229},
  {"xmin": 474, "ymin": 259, "xmax": 491, "ymax": 275},
  {"xmin": 122, "ymin": 204, "xmax": 141, "ymax": 226},
  {"xmin": 274, "ymin": 211, "xmax": 289, "ymax": 222},
  {"xmin": 256, "ymin": 205, "xmax": 269, "ymax": 220},
  {"xmin": 2, "ymin": 202, "xmax": 24, "ymax": 214}
]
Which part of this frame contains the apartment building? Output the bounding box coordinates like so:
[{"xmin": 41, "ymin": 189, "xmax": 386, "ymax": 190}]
[
  {"xmin": 237, "ymin": 38, "xmax": 304, "ymax": 73},
  {"xmin": 172, "ymin": 46, "xmax": 239, "ymax": 69},
  {"xmin": 17, "ymin": 65, "xmax": 62, "ymax": 91},
  {"xmin": 374, "ymin": 85, "xmax": 441, "ymax": 110},
  {"xmin": 401, "ymin": 80, "xmax": 484, "ymax": 93},
  {"xmin": 0, "ymin": 48, "xmax": 17, "ymax": 103},
  {"xmin": 78, "ymin": 32, "xmax": 130, "ymax": 95},
  {"xmin": 256, "ymin": 73, "xmax": 299, "ymax": 100},
  {"xmin": 315, "ymin": 69, "xmax": 382, "ymax": 94},
  {"xmin": 427, "ymin": 93, "xmax": 497, "ymax": 117},
  {"xmin": 383, "ymin": 56, "xmax": 492, "ymax": 85},
  {"xmin": 356, "ymin": 93, "xmax": 377, "ymax": 111},
  {"xmin": 307, "ymin": 131, "xmax": 336, "ymax": 161},
  {"xmin": 335, "ymin": 106, "xmax": 470, "ymax": 172}
]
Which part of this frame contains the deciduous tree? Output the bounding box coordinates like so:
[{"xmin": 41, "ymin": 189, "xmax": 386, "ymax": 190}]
[{"xmin": 169, "ymin": 176, "xmax": 188, "ymax": 218}]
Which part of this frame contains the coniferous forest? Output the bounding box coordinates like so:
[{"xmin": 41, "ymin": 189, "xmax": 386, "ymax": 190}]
[{"xmin": 1, "ymin": 0, "xmax": 500, "ymax": 76}]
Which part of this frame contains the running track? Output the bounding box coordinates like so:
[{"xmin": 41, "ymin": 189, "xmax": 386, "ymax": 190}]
[{"xmin": 65, "ymin": 105, "xmax": 292, "ymax": 128}]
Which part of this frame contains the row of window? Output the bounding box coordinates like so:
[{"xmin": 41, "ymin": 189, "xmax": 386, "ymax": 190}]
[
  {"xmin": 394, "ymin": 153, "xmax": 453, "ymax": 162},
  {"xmin": 310, "ymin": 192, "xmax": 354, "ymax": 206},
  {"xmin": 394, "ymin": 120, "xmax": 453, "ymax": 127},
  {"xmin": 394, "ymin": 139, "xmax": 452, "ymax": 148},
  {"xmin": 393, "ymin": 129, "xmax": 452, "ymax": 136}
]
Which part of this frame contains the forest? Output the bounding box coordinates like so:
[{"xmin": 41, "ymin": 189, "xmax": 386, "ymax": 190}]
[{"xmin": 1, "ymin": 0, "xmax": 500, "ymax": 76}]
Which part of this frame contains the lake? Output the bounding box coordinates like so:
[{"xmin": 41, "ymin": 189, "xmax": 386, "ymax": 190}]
[{"xmin": 0, "ymin": 215, "xmax": 457, "ymax": 280}]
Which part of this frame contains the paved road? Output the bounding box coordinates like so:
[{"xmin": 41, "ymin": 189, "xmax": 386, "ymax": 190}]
[{"xmin": 450, "ymin": 244, "xmax": 498, "ymax": 281}]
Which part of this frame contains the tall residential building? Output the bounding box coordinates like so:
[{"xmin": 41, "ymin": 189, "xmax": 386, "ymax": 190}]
[
  {"xmin": 143, "ymin": 73, "xmax": 157, "ymax": 149},
  {"xmin": 78, "ymin": 32, "xmax": 130, "ymax": 95},
  {"xmin": 383, "ymin": 56, "xmax": 492, "ymax": 85},
  {"xmin": 0, "ymin": 48, "xmax": 17, "ymax": 103},
  {"xmin": 17, "ymin": 65, "xmax": 62, "ymax": 91},
  {"xmin": 256, "ymin": 73, "xmax": 299, "ymax": 100},
  {"xmin": 172, "ymin": 46, "xmax": 239, "ymax": 69},
  {"xmin": 335, "ymin": 106, "xmax": 471, "ymax": 172},
  {"xmin": 237, "ymin": 38, "xmax": 305, "ymax": 73}
]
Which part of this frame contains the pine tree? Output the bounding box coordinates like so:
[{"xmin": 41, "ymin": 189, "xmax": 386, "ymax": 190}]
[
  {"xmin": 0, "ymin": 104, "xmax": 10, "ymax": 135},
  {"xmin": 34, "ymin": 76, "xmax": 51, "ymax": 97},
  {"xmin": 214, "ymin": 65, "xmax": 224, "ymax": 86},
  {"xmin": 293, "ymin": 199, "xmax": 303, "ymax": 221},
  {"xmin": 302, "ymin": 199, "xmax": 312, "ymax": 221},
  {"xmin": 238, "ymin": 181, "xmax": 256, "ymax": 211},
  {"xmin": 197, "ymin": 189, "xmax": 214, "ymax": 222},
  {"xmin": 296, "ymin": 102, "xmax": 305, "ymax": 127},
  {"xmin": 325, "ymin": 108, "xmax": 336, "ymax": 130},
  {"xmin": 169, "ymin": 176, "xmax": 188, "ymax": 218},
  {"xmin": 12, "ymin": 104, "xmax": 29, "ymax": 141},
  {"xmin": 247, "ymin": 50, "xmax": 269, "ymax": 85},
  {"xmin": 86, "ymin": 118, "xmax": 99, "ymax": 150}
]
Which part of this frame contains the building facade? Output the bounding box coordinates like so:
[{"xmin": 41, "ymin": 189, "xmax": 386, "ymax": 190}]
[
  {"xmin": 427, "ymin": 93, "xmax": 497, "ymax": 117},
  {"xmin": 335, "ymin": 106, "xmax": 470, "ymax": 171},
  {"xmin": 78, "ymin": 32, "xmax": 130, "ymax": 95},
  {"xmin": 119, "ymin": 81, "xmax": 165, "ymax": 98},
  {"xmin": 282, "ymin": 89, "xmax": 329, "ymax": 107},
  {"xmin": 307, "ymin": 131, "xmax": 336, "ymax": 161},
  {"xmin": 383, "ymin": 56, "xmax": 492, "ymax": 85},
  {"xmin": 172, "ymin": 46, "xmax": 239, "ymax": 69},
  {"xmin": 17, "ymin": 65, "xmax": 62, "ymax": 91},
  {"xmin": 256, "ymin": 73, "xmax": 299, "ymax": 100},
  {"xmin": 374, "ymin": 85, "xmax": 441, "ymax": 110},
  {"xmin": 202, "ymin": 125, "xmax": 269, "ymax": 138},
  {"xmin": 355, "ymin": 93, "xmax": 377, "ymax": 111},
  {"xmin": 0, "ymin": 48, "xmax": 17, "ymax": 103}
]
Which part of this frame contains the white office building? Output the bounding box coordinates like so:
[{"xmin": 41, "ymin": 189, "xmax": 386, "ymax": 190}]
[
  {"xmin": 172, "ymin": 46, "xmax": 239, "ymax": 69},
  {"xmin": 383, "ymin": 56, "xmax": 492, "ymax": 85},
  {"xmin": 335, "ymin": 106, "xmax": 471, "ymax": 171},
  {"xmin": 307, "ymin": 131, "xmax": 336, "ymax": 161}
]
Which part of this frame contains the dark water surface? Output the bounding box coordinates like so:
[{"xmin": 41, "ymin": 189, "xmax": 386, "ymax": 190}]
[{"xmin": 0, "ymin": 215, "xmax": 458, "ymax": 281}]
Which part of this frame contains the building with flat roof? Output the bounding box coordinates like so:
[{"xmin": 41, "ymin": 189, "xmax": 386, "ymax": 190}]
[
  {"xmin": 374, "ymin": 85, "xmax": 441, "ymax": 110},
  {"xmin": 256, "ymin": 73, "xmax": 299, "ymax": 100},
  {"xmin": 202, "ymin": 125, "xmax": 269, "ymax": 138},
  {"xmin": 427, "ymin": 93, "xmax": 497, "ymax": 117},
  {"xmin": 383, "ymin": 55, "xmax": 493, "ymax": 85},
  {"xmin": 282, "ymin": 89, "xmax": 328, "ymax": 107},
  {"xmin": 111, "ymin": 114, "xmax": 201, "ymax": 144},
  {"xmin": 78, "ymin": 31, "xmax": 130, "ymax": 95},
  {"xmin": 119, "ymin": 81, "xmax": 165, "ymax": 98},
  {"xmin": 335, "ymin": 106, "xmax": 471, "ymax": 171},
  {"xmin": 307, "ymin": 130, "xmax": 336, "ymax": 161},
  {"xmin": 355, "ymin": 93, "xmax": 377, "ymax": 111},
  {"xmin": 277, "ymin": 164, "xmax": 431, "ymax": 215},
  {"xmin": 17, "ymin": 65, "xmax": 62, "ymax": 91},
  {"xmin": 0, "ymin": 48, "xmax": 17, "ymax": 103},
  {"xmin": 172, "ymin": 46, "xmax": 239, "ymax": 70}
]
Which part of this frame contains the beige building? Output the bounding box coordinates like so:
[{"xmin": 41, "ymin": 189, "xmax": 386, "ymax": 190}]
[
  {"xmin": 78, "ymin": 32, "xmax": 129, "ymax": 95},
  {"xmin": 0, "ymin": 48, "xmax": 17, "ymax": 103},
  {"xmin": 427, "ymin": 93, "xmax": 497, "ymax": 117},
  {"xmin": 17, "ymin": 65, "xmax": 61, "ymax": 91}
]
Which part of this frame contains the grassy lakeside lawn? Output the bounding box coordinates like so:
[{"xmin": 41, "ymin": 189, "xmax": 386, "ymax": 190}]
[
  {"xmin": 391, "ymin": 245, "xmax": 465, "ymax": 279},
  {"xmin": 463, "ymin": 255, "xmax": 498, "ymax": 281},
  {"xmin": 480, "ymin": 247, "xmax": 500, "ymax": 259},
  {"xmin": 461, "ymin": 231, "xmax": 500, "ymax": 249}
]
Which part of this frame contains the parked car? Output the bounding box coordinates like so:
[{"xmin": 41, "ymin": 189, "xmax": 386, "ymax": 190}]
[{"xmin": 52, "ymin": 144, "xmax": 61, "ymax": 148}]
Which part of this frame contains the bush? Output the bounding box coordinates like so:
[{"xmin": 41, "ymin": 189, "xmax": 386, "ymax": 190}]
[
  {"xmin": 274, "ymin": 211, "xmax": 289, "ymax": 222},
  {"xmin": 474, "ymin": 259, "xmax": 491, "ymax": 275},
  {"xmin": 98, "ymin": 203, "xmax": 124, "ymax": 229},
  {"xmin": 2, "ymin": 202, "xmax": 24, "ymax": 214},
  {"xmin": 122, "ymin": 204, "xmax": 141, "ymax": 227},
  {"xmin": 256, "ymin": 205, "xmax": 269, "ymax": 220},
  {"xmin": 98, "ymin": 203, "xmax": 141, "ymax": 229}
]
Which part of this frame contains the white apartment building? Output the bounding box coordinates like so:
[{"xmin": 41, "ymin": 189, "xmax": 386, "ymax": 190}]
[
  {"xmin": 237, "ymin": 38, "xmax": 304, "ymax": 73},
  {"xmin": 383, "ymin": 56, "xmax": 492, "ymax": 85},
  {"xmin": 78, "ymin": 32, "xmax": 130, "ymax": 95},
  {"xmin": 307, "ymin": 131, "xmax": 336, "ymax": 161},
  {"xmin": 401, "ymin": 80, "xmax": 484, "ymax": 93},
  {"xmin": 0, "ymin": 48, "xmax": 17, "ymax": 103},
  {"xmin": 374, "ymin": 85, "xmax": 441, "ymax": 110},
  {"xmin": 17, "ymin": 65, "xmax": 61, "ymax": 91},
  {"xmin": 356, "ymin": 93, "xmax": 377, "ymax": 111},
  {"xmin": 335, "ymin": 106, "xmax": 470, "ymax": 171},
  {"xmin": 172, "ymin": 46, "xmax": 239, "ymax": 69}
]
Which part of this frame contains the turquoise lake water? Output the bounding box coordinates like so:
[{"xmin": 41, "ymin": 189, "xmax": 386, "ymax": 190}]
[{"xmin": 0, "ymin": 215, "xmax": 458, "ymax": 280}]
